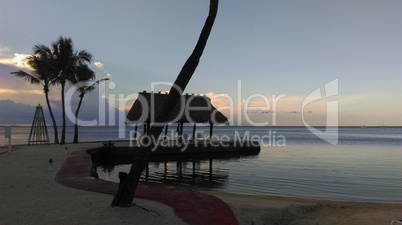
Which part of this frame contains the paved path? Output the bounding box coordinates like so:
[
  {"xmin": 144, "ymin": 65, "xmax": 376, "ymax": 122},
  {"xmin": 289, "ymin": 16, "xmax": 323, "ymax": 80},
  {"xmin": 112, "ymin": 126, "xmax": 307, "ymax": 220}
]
[
  {"xmin": 0, "ymin": 145, "xmax": 21, "ymax": 154},
  {"xmin": 55, "ymin": 149, "xmax": 239, "ymax": 225}
]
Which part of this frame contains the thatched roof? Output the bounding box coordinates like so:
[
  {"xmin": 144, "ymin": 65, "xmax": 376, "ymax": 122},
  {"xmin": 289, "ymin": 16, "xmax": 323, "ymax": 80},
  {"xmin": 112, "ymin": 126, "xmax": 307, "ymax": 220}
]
[{"xmin": 126, "ymin": 92, "xmax": 228, "ymax": 125}]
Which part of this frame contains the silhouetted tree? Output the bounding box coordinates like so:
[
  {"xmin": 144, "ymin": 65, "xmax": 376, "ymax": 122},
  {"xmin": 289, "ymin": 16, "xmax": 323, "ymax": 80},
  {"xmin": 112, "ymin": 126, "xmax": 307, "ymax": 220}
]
[
  {"xmin": 11, "ymin": 46, "xmax": 59, "ymax": 144},
  {"xmin": 73, "ymin": 75, "xmax": 109, "ymax": 143},
  {"xmin": 51, "ymin": 37, "xmax": 92, "ymax": 144},
  {"xmin": 111, "ymin": 0, "xmax": 219, "ymax": 207}
]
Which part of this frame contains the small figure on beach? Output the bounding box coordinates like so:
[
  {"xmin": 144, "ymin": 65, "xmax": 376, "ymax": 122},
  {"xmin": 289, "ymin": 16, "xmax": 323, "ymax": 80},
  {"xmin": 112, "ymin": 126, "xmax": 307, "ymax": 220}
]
[{"xmin": 49, "ymin": 158, "xmax": 53, "ymax": 171}]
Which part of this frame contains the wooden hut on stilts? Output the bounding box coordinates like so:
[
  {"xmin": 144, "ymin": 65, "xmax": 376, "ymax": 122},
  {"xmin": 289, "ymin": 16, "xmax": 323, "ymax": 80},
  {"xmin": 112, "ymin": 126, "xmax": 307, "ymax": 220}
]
[
  {"xmin": 126, "ymin": 91, "xmax": 228, "ymax": 140},
  {"xmin": 88, "ymin": 92, "xmax": 260, "ymax": 164}
]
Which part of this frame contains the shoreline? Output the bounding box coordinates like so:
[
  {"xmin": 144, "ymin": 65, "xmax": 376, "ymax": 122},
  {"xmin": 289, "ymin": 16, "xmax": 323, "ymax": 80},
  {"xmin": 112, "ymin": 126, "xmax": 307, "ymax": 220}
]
[
  {"xmin": 1, "ymin": 142, "xmax": 401, "ymax": 224},
  {"xmin": 207, "ymin": 190, "xmax": 402, "ymax": 204}
]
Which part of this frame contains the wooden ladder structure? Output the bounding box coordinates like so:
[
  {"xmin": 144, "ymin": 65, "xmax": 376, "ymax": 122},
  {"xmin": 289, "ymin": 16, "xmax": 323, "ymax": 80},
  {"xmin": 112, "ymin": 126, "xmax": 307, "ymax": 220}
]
[{"xmin": 28, "ymin": 104, "xmax": 49, "ymax": 145}]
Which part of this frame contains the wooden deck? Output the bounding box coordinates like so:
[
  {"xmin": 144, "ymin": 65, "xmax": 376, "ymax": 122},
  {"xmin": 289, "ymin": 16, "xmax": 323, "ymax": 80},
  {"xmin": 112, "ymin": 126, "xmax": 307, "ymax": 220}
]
[{"xmin": 87, "ymin": 139, "xmax": 260, "ymax": 163}]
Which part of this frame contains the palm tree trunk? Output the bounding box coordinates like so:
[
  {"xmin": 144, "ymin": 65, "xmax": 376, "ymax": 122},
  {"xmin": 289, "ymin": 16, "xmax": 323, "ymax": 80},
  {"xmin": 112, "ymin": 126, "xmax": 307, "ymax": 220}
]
[
  {"xmin": 111, "ymin": 0, "xmax": 218, "ymax": 207},
  {"xmin": 60, "ymin": 82, "xmax": 66, "ymax": 145},
  {"xmin": 73, "ymin": 95, "xmax": 84, "ymax": 143},
  {"xmin": 45, "ymin": 88, "xmax": 59, "ymax": 144}
]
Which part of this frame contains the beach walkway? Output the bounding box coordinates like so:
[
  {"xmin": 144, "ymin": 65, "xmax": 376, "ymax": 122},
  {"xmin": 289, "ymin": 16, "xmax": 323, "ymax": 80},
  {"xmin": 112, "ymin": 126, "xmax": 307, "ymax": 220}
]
[
  {"xmin": 0, "ymin": 145, "xmax": 21, "ymax": 154},
  {"xmin": 55, "ymin": 148, "xmax": 239, "ymax": 225}
]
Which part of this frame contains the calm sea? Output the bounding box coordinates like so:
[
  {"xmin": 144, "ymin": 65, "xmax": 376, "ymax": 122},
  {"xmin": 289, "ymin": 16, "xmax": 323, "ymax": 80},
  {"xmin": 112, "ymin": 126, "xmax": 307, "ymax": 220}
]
[{"xmin": 1, "ymin": 125, "xmax": 401, "ymax": 202}]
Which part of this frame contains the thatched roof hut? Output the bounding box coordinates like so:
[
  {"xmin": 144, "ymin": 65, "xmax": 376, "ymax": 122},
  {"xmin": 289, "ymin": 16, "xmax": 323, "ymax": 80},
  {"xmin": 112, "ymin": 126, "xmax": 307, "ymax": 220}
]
[{"xmin": 126, "ymin": 91, "xmax": 228, "ymax": 125}]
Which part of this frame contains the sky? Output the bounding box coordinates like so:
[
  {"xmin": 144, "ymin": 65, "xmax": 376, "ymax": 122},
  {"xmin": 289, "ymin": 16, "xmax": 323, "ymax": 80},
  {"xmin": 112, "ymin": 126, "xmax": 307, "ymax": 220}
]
[{"xmin": 0, "ymin": 0, "xmax": 401, "ymax": 126}]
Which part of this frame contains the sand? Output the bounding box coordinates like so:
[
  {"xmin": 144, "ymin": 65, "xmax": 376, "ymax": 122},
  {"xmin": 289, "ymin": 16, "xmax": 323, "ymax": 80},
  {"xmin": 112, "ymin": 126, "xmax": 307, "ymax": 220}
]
[
  {"xmin": 0, "ymin": 143, "xmax": 187, "ymax": 225},
  {"xmin": 206, "ymin": 192, "xmax": 402, "ymax": 225},
  {"xmin": 1, "ymin": 143, "xmax": 401, "ymax": 225}
]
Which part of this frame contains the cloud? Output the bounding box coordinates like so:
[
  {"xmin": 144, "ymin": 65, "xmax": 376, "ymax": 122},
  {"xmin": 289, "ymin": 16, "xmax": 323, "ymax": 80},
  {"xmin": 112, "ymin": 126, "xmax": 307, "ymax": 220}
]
[
  {"xmin": 93, "ymin": 61, "xmax": 113, "ymax": 80},
  {"xmin": 117, "ymin": 104, "xmax": 134, "ymax": 112},
  {"xmin": 0, "ymin": 63, "xmax": 63, "ymax": 106},
  {"xmin": 111, "ymin": 97, "xmax": 136, "ymax": 112},
  {"xmin": 0, "ymin": 90, "xmax": 123, "ymax": 126},
  {"xmin": 0, "ymin": 53, "xmax": 32, "ymax": 69},
  {"xmin": 94, "ymin": 62, "xmax": 104, "ymax": 68},
  {"xmin": 0, "ymin": 89, "xmax": 43, "ymax": 95},
  {"xmin": 0, "ymin": 46, "xmax": 11, "ymax": 56},
  {"xmin": 0, "ymin": 99, "xmax": 36, "ymax": 125},
  {"xmin": 204, "ymin": 91, "xmax": 232, "ymax": 109},
  {"xmin": 244, "ymin": 98, "xmax": 270, "ymax": 108}
]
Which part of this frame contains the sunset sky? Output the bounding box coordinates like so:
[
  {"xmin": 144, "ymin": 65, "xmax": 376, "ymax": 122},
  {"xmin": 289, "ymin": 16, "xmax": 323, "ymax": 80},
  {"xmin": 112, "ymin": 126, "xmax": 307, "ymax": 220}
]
[{"xmin": 0, "ymin": 0, "xmax": 401, "ymax": 126}]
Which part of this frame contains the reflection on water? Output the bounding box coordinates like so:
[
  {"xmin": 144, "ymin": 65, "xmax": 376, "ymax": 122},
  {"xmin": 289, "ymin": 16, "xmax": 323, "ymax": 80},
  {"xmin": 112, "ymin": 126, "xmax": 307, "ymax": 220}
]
[
  {"xmin": 98, "ymin": 144, "xmax": 402, "ymax": 203},
  {"xmin": 144, "ymin": 160, "xmax": 228, "ymax": 188},
  {"xmin": 98, "ymin": 159, "xmax": 230, "ymax": 189}
]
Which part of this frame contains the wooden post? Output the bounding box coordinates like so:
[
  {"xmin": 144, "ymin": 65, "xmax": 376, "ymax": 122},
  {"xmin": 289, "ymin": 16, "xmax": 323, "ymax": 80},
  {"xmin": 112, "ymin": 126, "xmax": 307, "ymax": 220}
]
[
  {"xmin": 133, "ymin": 124, "xmax": 138, "ymax": 140},
  {"xmin": 178, "ymin": 122, "xmax": 184, "ymax": 141},
  {"xmin": 5, "ymin": 126, "xmax": 11, "ymax": 152},
  {"xmin": 146, "ymin": 122, "xmax": 151, "ymax": 134},
  {"xmin": 177, "ymin": 162, "xmax": 182, "ymax": 182},
  {"xmin": 163, "ymin": 161, "xmax": 168, "ymax": 181},
  {"xmin": 192, "ymin": 159, "xmax": 196, "ymax": 184},
  {"xmin": 177, "ymin": 123, "xmax": 180, "ymax": 138},
  {"xmin": 209, "ymin": 121, "xmax": 213, "ymax": 139},
  {"xmin": 192, "ymin": 123, "xmax": 196, "ymax": 140},
  {"xmin": 164, "ymin": 124, "xmax": 169, "ymax": 140},
  {"xmin": 209, "ymin": 158, "xmax": 213, "ymax": 180},
  {"xmin": 180, "ymin": 122, "xmax": 184, "ymax": 136}
]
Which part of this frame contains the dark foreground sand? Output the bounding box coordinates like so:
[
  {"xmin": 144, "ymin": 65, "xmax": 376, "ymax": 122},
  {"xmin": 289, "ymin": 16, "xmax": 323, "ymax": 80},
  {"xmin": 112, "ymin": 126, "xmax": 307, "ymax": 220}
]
[
  {"xmin": 206, "ymin": 191, "xmax": 402, "ymax": 225},
  {"xmin": 0, "ymin": 143, "xmax": 401, "ymax": 225}
]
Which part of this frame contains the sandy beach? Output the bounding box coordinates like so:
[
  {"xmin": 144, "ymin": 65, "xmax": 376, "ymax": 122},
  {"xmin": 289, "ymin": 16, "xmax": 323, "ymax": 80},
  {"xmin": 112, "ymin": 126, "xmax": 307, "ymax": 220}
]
[{"xmin": 1, "ymin": 143, "xmax": 401, "ymax": 225}]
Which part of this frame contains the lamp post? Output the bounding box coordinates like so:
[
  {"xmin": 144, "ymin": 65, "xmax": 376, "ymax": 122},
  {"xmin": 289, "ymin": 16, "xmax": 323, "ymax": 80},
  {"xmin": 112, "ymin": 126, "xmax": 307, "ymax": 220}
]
[{"xmin": 5, "ymin": 126, "xmax": 11, "ymax": 153}]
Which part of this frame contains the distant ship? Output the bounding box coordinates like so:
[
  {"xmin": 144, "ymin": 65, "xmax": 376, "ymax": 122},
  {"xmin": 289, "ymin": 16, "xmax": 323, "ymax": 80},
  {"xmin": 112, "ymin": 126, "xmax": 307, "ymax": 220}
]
[{"xmin": 361, "ymin": 125, "xmax": 367, "ymax": 128}]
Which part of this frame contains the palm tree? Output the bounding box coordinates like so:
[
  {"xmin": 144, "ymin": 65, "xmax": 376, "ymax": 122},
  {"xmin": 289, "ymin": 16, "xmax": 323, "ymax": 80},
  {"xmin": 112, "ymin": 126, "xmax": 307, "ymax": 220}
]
[
  {"xmin": 73, "ymin": 71, "xmax": 109, "ymax": 143},
  {"xmin": 51, "ymin": 37, "xmax": 92, "ymax": 144},
  {"xmin": 11, "ymin": 46, "xmax": 60, "ymax": 144},
  {"xmin": 112, "ymin": 0, "xmax": 219, "ymax": 207}
]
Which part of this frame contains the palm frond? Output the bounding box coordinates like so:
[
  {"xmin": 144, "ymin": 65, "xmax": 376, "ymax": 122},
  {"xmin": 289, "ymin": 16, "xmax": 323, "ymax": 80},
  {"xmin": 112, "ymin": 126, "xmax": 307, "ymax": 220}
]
[
  {"xmin": 33, "ymin": 45, "xmax": 51, "ymax": 56},
  {"xmin": 76, "ymin": 77, "xmax": 109, "ymax": 95},
  {"xmin": 87, "ymin": 78, "xmax": 110, "ymax": 92},
  {"xmin": 77, "ymin": 85, "xmax": 88, "ymax": 94},
  {"xmin": 48, "ymin": 76, "xmax": 60, "ymax": 86},
  {"xmin": 11, "ymin": 70, "xmax": 42, "ymax": 85},
  {"xmin": 95, "ymin": 78, "xmax": 110, "ymax": 84},
  {"xmin": 73, "ymin": 63, "xmax": 95, "ymax": 83},
  {"xmin": 76, "ymin": 50, "xmax": 92, "ymax": 64}
]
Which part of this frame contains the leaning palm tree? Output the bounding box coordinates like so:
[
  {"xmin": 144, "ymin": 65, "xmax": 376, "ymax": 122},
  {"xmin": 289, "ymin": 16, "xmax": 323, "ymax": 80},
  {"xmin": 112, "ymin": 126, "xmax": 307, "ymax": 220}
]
[
  {"xmin": 11, "ymin": 46, "xmax": 60, "ymax": 144},
  {"xmin": 51, "ymin": 37, "xmax": 92, "ymax": 144},
  {"xmin": 112, "ymin": 0, "xmax": 219, "ymax": 207},
  {"xmin": 73, "ymin": 69, "xmax": 109, "ymax": 143}
]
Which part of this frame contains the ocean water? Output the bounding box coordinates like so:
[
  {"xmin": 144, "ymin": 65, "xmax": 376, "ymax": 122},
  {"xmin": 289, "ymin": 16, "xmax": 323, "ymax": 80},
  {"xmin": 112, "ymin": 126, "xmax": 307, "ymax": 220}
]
[{"xmin": 1, "ymin": 126, "xmax": 401, "ymax": 202}]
